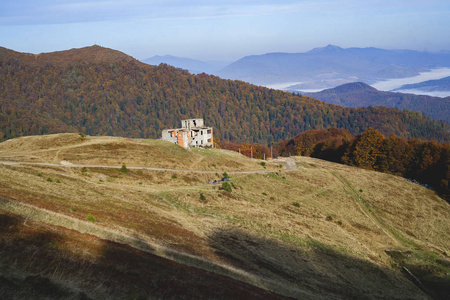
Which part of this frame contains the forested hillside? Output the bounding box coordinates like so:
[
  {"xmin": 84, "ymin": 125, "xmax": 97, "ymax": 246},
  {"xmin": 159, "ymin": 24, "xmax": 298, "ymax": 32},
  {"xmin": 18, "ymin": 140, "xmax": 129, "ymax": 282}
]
[
  {"xmin": 276, "ymin": 128, "xmax": 450, "ymax": 200},
  {"xmin": 0, "ymin": 46, "xmax": 449, "ymax": 143}
]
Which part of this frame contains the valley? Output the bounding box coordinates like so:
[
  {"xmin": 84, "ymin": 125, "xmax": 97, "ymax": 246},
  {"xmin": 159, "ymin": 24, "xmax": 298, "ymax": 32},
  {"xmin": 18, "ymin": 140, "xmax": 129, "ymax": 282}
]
[{"xmin": 0, "ymin": 133, "xmax": 449, "ymax": 299}]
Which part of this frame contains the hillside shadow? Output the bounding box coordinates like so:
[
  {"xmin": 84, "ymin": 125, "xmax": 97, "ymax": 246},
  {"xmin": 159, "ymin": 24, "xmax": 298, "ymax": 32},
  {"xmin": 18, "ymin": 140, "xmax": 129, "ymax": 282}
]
[
  {"xmin": 0, "ymin": 212, "xmax": 89, "ymax": 299},
  {"xmin": 0, "ymin": 211, "xmax": 291, "ymax": 299},
  {"xmin": 207, "ymin": 228, "xmax": 433, "ymax": 300},
  {"xmin": 93, "ymin": 235, "xmax": 292, "ymax": 300},
  {"xmin": 3, "ymin": 207, "xmax": 447, "ymax": 299}
]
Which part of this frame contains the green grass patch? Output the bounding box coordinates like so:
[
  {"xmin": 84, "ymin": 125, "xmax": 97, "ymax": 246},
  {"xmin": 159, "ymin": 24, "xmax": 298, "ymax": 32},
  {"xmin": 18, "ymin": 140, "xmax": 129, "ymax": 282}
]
[
  {"xmin": 86, "ymin": 214, "xmax": 96, "ymax": 222},
  {"xmin": 120, "ymin": 163, "xmax": 129, "ymax": 173}
]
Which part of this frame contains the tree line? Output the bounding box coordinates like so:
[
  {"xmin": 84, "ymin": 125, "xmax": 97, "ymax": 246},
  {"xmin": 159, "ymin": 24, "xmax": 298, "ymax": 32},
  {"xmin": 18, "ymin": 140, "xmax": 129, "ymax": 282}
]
[
  {"xmin": 218, "ymin": 127, "xmax": 449, "ymax": 200},
  {"xmin": 275, "ymin": 128, "xmax": 449, "ymax": 200}
]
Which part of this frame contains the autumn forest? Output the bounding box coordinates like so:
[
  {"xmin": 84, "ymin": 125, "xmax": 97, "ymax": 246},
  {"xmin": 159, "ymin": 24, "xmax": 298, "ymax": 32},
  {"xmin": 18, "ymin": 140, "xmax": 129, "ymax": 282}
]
[{"xmin": 0, "ymin": 46, "xmax": 449, "ymax": 199}]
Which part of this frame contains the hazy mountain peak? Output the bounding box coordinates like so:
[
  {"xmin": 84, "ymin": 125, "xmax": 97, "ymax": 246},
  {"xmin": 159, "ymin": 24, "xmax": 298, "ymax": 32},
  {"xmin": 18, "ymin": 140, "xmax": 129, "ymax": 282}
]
[{"xmin": 308, "ymin": 44, "xmax": 343, "ymax": 54}]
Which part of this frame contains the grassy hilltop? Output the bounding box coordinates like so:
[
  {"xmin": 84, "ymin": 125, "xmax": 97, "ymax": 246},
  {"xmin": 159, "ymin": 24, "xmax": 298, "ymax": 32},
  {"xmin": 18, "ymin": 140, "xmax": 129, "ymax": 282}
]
[{"xmin": 0, "ymin": 133, "xmax": 449, "ymax": 299}]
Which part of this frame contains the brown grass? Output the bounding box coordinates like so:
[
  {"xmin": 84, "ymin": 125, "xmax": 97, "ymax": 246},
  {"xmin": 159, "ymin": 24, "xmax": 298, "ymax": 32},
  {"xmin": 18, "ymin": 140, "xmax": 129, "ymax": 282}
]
[{"xmin": 0, "ymin": 134, "xmax": 448, "ymax": 299}]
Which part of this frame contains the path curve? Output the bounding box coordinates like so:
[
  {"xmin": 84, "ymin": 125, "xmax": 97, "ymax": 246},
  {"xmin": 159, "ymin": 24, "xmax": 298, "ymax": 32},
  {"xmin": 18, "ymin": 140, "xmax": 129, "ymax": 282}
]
[{"xmin": 0, "ymin": 159, "xmax": 299, "ymax": 174}]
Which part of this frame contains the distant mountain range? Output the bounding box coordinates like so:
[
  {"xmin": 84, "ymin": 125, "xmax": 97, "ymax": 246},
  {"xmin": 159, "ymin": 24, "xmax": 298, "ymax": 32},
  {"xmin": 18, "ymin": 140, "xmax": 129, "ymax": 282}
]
[
  {"xmin": 141, "ymin": 55, "xmax": 229, "ymax": 74},
  {"xmin": 303, "ymin": 82, "xmax": 450, "ymax": 122},
  {"xmin": 143, "ymin": 45, "xmax": 450, "ymax": 93},
  {"xmin": 393, "ymin": 76, "xmax": 450, "ymax": 92},
  {"xmin": 216, "ymin": 45, "xmax": 450, "ymax": 90}
]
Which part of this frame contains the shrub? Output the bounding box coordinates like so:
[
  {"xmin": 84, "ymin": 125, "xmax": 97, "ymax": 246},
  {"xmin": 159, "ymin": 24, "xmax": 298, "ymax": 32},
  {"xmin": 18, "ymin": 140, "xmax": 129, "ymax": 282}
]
[
  {"xmin": 222, "ymin": 172, "xmax": 229, "ymax": 178},
  {"xmin": 260, "ymin": 162, "xmax": 266, "ymax": 167},
  {"xmin": 79, "ymin": 132, "xmax": 86, "ymax": 140},
  {"xmin": 326, "ymin": 215, "xmax": 333, "ymax": 221},
  {"xmin": 338, "ymin": 220, "xmax": 343, "ymax": 226},
  {"xmin": 220, "ymin": 182, "xmax": 232, "ymax": 193},
  {"xmin": 56, "ymin": 179, "xmax": 61, "ymax": 183},
  {"xmin": 171, "ymin": 174, "xmax": 177, "ymax": 179},
  {"xmin": 292, "ymin": 202, "xmax": 300, "ymax": 207},
  {"xmin": 270, "ymin": 196, "xmax": 275, "ymax": 200},
  {"xmin": 359, "ymin": 189, "xmax": 363, "ymax": 193},
  {"xmin": 37, "ymin": 173, "xmax": 42, "ymax": 177},
  {"xmin": 46, "ymin": 177, "xmax": 53, "ymax": 182},
  {"xmin": 262, "ymin": 192, "xmax": 267, "ymax": 196},
  {"xmin": 86, "ymin": 214, "xmax": 96, "ymax": 222},
  {"xmin": 120, "ymin": 163, "xmax": 129, "ymax": 173},
  {"xmin": 200, "ymin": 193, "xmax": 206, "ymax": 201}
]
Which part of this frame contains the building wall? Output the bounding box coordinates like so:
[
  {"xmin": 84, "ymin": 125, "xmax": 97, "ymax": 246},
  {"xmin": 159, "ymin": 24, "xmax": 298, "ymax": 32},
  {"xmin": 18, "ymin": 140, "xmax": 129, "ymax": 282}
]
[
  {"xmin": 189, "ymin": 128, "xmax": 213, "ymax": 147},
  {"xmin": 161, "ymin": 129, "xmax": 177, "ymax": 144},
  {"xmin": 161, "ymin": 119, "xmax": 213, "ymax": 148}
]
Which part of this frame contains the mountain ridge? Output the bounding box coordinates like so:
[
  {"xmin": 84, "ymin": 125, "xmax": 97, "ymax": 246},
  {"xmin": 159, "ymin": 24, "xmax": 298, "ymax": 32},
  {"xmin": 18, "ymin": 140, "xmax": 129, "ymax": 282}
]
[
  {"xmin": 394, "ymin": 76, "xmax": 450, "ymax": 92},
  {"xmin": 303, "ymin": 82, "xmax": 450, "ymax": 122},
  {"xmin": 0, "ymin": 45, "xmax": 139, "ymax": 66}
]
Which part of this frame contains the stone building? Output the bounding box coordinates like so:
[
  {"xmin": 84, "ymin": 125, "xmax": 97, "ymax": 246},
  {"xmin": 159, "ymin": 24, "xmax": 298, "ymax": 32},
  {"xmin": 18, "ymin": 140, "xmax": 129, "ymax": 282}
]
[{"xmin": 161, "ymin": 118, "xmax": 213, "ymax": 149}]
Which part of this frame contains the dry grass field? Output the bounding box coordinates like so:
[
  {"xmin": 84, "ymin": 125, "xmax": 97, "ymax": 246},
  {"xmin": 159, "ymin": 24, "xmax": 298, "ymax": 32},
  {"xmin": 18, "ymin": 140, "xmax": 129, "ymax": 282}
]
[{"xmin": 0, "ymin": 133, "xmax": 449, "ymax": 299}]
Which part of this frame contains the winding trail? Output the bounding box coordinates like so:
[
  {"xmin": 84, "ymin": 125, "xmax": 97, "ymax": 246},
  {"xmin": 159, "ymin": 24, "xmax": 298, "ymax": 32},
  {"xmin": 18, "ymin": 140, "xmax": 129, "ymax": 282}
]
[{"xmin": 0, "ymin": 157, "xmax": 298, "ymax": 174}]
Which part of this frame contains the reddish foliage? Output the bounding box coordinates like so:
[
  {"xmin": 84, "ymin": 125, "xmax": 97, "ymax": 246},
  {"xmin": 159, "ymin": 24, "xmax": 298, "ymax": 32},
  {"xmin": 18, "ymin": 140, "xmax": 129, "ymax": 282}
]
[{"xmin": 277, "ymin": 127, "xmax": 450, "ymax": 200}]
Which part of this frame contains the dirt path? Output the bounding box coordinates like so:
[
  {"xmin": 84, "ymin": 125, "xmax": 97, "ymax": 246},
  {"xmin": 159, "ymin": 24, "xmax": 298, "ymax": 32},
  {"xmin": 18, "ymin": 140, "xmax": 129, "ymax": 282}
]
[
  {"xmin": 331, "ymin": 172, "xmax": 402, "ymax": 247},
  {"xmin": 0, "ymin": 160, "xmax": 274, "ymax": 174}
]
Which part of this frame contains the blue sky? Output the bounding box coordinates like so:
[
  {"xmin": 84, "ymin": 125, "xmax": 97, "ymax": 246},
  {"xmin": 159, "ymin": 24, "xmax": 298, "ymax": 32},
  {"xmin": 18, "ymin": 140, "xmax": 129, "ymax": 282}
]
[{"xmin": 1, "ymin": 0, "xmax": 450, "ymax": 61}]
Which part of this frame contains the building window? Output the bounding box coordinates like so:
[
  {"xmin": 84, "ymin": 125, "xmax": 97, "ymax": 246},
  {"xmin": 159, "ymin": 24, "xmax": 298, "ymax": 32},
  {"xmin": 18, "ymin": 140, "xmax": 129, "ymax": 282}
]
[{"xmin": 207, "ymin": 129, "xmax": 211, "ymax": 134}]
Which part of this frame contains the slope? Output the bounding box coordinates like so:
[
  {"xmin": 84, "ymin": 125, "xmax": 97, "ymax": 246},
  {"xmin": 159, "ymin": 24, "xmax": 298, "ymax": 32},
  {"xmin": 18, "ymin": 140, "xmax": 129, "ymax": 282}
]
[
  {"xmin": 304, "ymin": 82, "xmax": 450, "ymax": 122},
  {"xmin": 0, "ymin": 134, "xmax": 449, "ymax": 299},
  {"xmin": 0, "ymin": 46, "xmax": 449, "ymax": 144}
]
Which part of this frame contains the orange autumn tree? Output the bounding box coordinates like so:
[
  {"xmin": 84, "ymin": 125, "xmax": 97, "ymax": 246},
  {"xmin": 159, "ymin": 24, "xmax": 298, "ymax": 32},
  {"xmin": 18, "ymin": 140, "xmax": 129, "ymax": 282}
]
[{"xmin": 342, "ymin": 128, "xmax": 385, "ymax": 170}]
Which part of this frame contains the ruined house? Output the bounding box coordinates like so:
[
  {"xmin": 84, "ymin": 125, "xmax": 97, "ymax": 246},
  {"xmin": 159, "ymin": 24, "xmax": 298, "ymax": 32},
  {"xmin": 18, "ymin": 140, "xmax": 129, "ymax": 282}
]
[{"xmin": 161, "ymin": 118, "xmax": 214, "ymax": 149}]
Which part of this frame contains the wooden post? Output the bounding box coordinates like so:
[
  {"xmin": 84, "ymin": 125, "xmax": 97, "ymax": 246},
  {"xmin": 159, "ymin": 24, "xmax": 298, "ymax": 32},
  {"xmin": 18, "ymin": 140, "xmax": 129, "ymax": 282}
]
[{"xmin": 251, "ymin": 146, "xmax": 253, "ymax": 159}]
